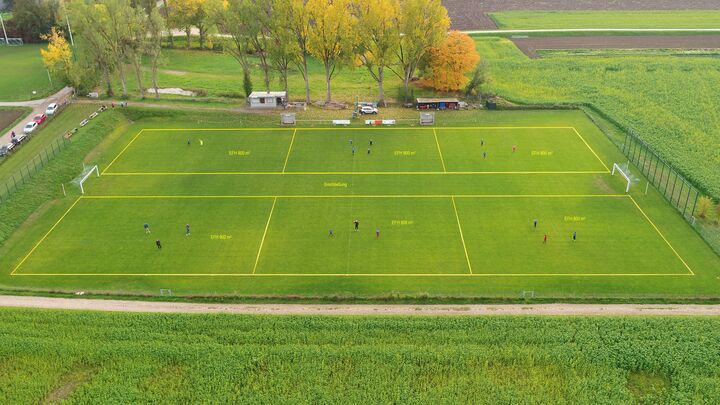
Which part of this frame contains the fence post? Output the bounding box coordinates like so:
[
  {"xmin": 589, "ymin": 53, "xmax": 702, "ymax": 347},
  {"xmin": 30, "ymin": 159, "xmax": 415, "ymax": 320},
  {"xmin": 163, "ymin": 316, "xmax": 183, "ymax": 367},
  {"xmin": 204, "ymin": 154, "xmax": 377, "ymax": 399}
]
[
  {"xmin": 676, "ymin": 179, "xmax": 685, "ymax": 206},
  {"xmin": 690, "ymin": 193, "xmax": 699, "ymax": 218}
]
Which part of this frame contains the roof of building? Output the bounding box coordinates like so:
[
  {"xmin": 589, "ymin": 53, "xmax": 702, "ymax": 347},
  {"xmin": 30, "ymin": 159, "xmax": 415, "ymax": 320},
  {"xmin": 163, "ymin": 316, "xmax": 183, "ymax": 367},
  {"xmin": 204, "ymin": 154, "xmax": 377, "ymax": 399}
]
[
  {"xmin": 249, "ymin": 91, "xmax": 287, "ymax": 98},
  {"xmin": 416, "ymin": 98, "xmax": 460, "ymax": 103}
]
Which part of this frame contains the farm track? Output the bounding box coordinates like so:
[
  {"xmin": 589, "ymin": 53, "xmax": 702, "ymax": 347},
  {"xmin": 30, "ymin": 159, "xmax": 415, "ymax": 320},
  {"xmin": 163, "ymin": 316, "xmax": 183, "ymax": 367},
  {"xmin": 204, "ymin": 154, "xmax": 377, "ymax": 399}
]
[
  {"xmin": 512, "ymin": 35, "xmax": 720, "ymax": 58},
  {"xmin": 442, "ymin": 0, "xmax": 720, "ymax": 30},
  {"xmin": 1, "ymin": 295, "xmax": 720, "ymax": 316}
]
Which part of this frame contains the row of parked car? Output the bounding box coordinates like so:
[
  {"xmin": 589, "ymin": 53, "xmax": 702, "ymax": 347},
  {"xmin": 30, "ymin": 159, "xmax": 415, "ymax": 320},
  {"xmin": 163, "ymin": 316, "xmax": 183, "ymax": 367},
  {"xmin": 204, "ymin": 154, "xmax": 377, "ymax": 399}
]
[{"xmin": 0, "ymin": 103, "xmax": 60, "ymax": 157}]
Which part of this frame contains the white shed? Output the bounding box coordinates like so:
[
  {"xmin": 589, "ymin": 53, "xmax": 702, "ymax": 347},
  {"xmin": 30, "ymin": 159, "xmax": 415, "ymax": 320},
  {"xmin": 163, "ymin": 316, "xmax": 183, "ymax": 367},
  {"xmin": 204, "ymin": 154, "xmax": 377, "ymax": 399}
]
[{"xmin": 248, "ymin": 91, "xmax": 287, "ymax": 108}]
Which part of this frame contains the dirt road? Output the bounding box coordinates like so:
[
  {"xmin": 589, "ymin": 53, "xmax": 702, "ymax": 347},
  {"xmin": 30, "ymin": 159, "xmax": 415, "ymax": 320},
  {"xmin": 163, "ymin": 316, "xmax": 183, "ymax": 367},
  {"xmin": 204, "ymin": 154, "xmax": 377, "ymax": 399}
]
[
  {"xmin": 512, "ymin": 35, "xmax": 720, "ymax": 58},
  {"xmin": 1, "ymin": 295, "xmax": 719, "ymax": 316}
]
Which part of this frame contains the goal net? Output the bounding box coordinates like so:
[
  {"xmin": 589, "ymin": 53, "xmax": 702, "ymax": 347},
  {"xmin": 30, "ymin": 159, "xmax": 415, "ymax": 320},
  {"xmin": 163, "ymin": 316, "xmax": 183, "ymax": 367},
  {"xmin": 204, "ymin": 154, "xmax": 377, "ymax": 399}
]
[
  {"xmin": 612, "ymin": 162, "xmax": 639, "ymax": 193},
  {"xmin": 71, "ymin": 165, "xmax": 99, "ymax": 194},
  {"xmin": 0, "ymin": 38, "xmax": 23, "ymax": 46}
]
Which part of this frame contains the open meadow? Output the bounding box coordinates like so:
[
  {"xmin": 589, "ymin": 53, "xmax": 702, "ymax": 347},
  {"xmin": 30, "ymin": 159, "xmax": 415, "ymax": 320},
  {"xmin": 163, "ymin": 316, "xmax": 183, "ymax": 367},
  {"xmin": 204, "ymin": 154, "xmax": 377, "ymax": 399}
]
[
  {"xmin": 0, "ymin": 45, "xmax": 64, "ymax": 101},
  {"xmin": 489, "ymin": 10, "xmax": 720, "ymax": 30},
  {"xmin": 1, "ymin": 108, "xmax": 717, "ymax": 300}
]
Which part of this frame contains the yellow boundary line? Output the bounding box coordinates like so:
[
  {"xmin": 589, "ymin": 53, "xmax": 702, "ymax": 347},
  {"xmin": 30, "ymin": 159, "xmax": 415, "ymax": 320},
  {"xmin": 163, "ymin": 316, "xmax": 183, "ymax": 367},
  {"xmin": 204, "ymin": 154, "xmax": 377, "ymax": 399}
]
[
  {"xmin": 628, "ymin": 195, "xmax": 694, "ymax": 275},
  {"xmin": 79, "ymin": 194, "xmax": 629, "ymax": 199},
  {"xmin": 432, "ymin": 128, "xmax": 447, "ymax": 172},
  {"xmin": 451, "ymin": 197, "xmax": 472, "ymax": 274},
  {"xmin": 102, "ymin": 171, "xmax": 609, "ymax": 176},
  {"xmin": 140, "ymin": 126, "xmax": 575, "ymax": 132},
  {"xmin": 282, "ymin": 128, "xmax": 297, "ymax": 173},
  {"xmin": 102, "ymin": 129, "xmax": 144, "ymax": 175},
  {"xmin": 11, "ymin": 197, "xmax": 83, "ymax": 275},
  {"xmin": 571, "ymin": 127, "xmax": 611, "ymax": 172},
  {"xmin": 252, "ymin": 197, "xmax": 277, "ymax": 274},
  {"xmin": 12, "ymin": 194, "xmax": 691, "ymax": 278}
]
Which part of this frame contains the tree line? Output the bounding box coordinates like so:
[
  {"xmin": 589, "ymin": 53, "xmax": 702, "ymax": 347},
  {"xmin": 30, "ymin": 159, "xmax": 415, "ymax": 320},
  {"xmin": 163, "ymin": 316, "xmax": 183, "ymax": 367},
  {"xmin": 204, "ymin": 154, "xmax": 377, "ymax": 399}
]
[{"xmin": 33, "ymin": 0, "xmax": 481, "ymax": 103}]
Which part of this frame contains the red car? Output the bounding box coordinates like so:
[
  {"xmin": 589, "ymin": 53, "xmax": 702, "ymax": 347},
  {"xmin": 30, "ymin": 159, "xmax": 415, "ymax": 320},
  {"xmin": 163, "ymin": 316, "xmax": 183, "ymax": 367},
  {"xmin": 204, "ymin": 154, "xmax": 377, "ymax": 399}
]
[{"xmin": 33, "ymin": 113, "xmax": 47, "ymax": 125}]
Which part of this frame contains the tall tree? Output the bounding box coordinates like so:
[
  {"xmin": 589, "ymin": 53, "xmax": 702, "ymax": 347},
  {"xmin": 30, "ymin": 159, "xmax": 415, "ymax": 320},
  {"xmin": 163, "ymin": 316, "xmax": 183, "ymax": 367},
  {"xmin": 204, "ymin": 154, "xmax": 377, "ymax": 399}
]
[
  {"xmin": 389, "ymin": 0, "xmax": 450, "ymax": 101},
  {"xmin": 423, "ymin": 31, "xmax": 479, "ymax": 92},
  {"xmin": 12, "ymin": 0, "xmax": 59, "ymax": 42},
  {"xmin": 126, "ymin": 6, "xmax": 149, "ymax": 98},
  {"xmin": 307, "ymin": 0, "xmax": 355, "ymax": 104},
  {"xmin": 276, "ymin": 0, "xmax": 311, "ymax": 103},
  {"xmin": 68, "ymin": 0, "xmax": 116, "ymax": 96},
  {"xmin": 169, "ymin": 0, "xmax": 207, "ymax": 49},
  {"xmin": 40, "ymin": 26, "xmax": 77, "ymax": 86},
  {"xmin": 267, "ymin": 1, "xmax": 299, "ymax": 96},
  {"xmin": 208, "ymin": 0, "xmax": 252, "ymax": 89},
  {"xmin": 245, "ymin": 0, "xmax": 272, "ymax": 90},
  {"xmin": 353, "ymin": 0, "xmax": 399, "ymax": 107},
  {"xmin": 146, "ymin": 8, "xmax": 165, "ymax": 99}
]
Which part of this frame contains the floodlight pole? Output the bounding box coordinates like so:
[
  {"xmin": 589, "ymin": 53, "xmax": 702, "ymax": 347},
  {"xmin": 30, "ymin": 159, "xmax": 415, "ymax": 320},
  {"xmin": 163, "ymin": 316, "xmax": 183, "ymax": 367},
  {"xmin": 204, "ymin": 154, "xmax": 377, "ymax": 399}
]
[{"xmin": 0, "ymin": 13, "xmax": 8, "ymax": 45}]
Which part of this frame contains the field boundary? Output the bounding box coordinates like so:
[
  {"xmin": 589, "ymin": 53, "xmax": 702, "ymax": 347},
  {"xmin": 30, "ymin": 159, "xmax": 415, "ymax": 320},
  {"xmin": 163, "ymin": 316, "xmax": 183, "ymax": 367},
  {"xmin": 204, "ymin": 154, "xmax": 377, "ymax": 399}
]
[
  {"xmin": 11, "ymin": 194, "xmax": 693, "ymax": 278},
  {"xmin": 101, "ymin": 126, "xmax": 610, "ymax": 175}
]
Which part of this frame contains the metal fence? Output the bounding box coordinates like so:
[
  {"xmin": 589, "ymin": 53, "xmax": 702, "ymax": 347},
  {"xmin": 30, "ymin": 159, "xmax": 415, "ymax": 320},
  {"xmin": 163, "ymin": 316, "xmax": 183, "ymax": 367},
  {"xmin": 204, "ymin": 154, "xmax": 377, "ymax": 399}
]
[
  {"xmin": 621, "ymin": 131, "xmax": 701, "ymax": 220},
  {"xmin": 0, "ymin": 136, "xmax": 70, "ymax": 204}
]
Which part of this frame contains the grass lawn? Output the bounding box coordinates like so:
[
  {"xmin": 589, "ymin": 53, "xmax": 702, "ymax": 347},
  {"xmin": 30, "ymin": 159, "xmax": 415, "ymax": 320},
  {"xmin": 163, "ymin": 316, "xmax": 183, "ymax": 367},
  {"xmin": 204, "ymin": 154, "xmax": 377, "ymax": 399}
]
[
  {"xmin": 490, "ymin": 11, "xmax": 720, "ymax": 30},
  {"xmin": 3, "ymin": 308, "xmax": 720, "ymax": 402},
  {"xmin": 2, "ymin": 109, "xmax": 718, "ymax": 299},
  {"xmin": 0, "ymin": 44, "xmax": 64, "ymax": 101}
]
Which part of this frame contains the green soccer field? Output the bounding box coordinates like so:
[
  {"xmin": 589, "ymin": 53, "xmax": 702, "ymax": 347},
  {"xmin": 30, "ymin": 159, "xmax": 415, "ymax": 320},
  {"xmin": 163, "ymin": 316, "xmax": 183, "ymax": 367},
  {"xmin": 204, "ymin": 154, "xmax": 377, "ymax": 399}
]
[{"xmin": 4, "ymin": 110, "xmax": 719, "ymax": 299}]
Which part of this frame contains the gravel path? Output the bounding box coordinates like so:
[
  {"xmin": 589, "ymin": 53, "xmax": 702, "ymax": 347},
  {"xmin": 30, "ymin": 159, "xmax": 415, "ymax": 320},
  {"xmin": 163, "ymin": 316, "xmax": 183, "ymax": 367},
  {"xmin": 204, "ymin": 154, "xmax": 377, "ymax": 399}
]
[
  {"xmin": 1, "ymin": 295, "xmax": 719, "ymax": 316},
  {"xmin": 0, "ymin": 87, "xmax": 74, "ymax": 145}
]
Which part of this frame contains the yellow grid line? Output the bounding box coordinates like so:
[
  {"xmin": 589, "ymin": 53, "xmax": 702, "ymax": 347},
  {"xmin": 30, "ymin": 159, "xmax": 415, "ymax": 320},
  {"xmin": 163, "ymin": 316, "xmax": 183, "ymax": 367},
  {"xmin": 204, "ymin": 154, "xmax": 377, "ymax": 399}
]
[
  {"xmin": 282, "ymin": 128, "xmax": 297, "ymax": 173},
  {"xmin": 451, "ymin": 197, "xmax": 473, "ymax": 274},
  {"xmin": 433, "ymin": 128, "xmax": 447, "ymax": 172},
  {"xmin": 101, "ymin": 129, "xmax": 144, "ymax": 175},
  {"xmin": 102, "ymin": 171, "xmax": 610, "ymax": 176},
  {"xmin": 79, "ymin": 194, "xmax": 629, "ymax": 199},
  {"xmin": 628, "ymin": 195, "xmax": 694, "ymax": 275},
  {"xmin": 11, "ymin": 197, "xmax": 83, "ymax": 275},
  {"xmin": 13, "ymin": 273, "xmax": 693, "ymax": 277},
  {"xmin": 570, "ymin": 127, "xmax": 611, "ymax": 172},
  {"xmin": 140, "ymin": 126, "xmax": 576, "ymax": 132},
  {"xmin": 252, "ymin": 197, "xmax": 277, "ymax": 274}
]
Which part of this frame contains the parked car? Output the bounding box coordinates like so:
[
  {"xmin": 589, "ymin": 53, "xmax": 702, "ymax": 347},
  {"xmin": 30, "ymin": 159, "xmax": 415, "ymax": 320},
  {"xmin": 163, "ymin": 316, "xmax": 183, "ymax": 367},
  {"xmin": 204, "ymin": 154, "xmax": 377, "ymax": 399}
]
[
  {"xmin": 12, "ymin": 133, "xmax": 27, "ymax": 145},
  {"xmin": 0, "ymin": 143, "xmax": 15, "ymax": 156},
  {"xmin": 33, "ymin": 113, "xmax": 47, "ymax": 124},
  {"xmin": 46, "ymin": 103, "xmax": 59, "ymax": 115},
  {"xmin": 23, "ymin": 121, "xmax": 38, "ymax": 134},
  {"xmin": 359, "ymin": 106, "xmax": 378, "ymax": 115}
]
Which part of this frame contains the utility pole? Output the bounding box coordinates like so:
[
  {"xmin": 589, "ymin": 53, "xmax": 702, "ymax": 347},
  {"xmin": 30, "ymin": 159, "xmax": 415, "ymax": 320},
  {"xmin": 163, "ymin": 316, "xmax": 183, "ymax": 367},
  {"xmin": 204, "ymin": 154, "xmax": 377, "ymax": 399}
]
[
  {"xmin": 61, "ymin": 0, "xmax": 74, "ymax": 46},
  {"xmin": 0, "ymin": 13, "xmax": 8, "ymax": 45}
]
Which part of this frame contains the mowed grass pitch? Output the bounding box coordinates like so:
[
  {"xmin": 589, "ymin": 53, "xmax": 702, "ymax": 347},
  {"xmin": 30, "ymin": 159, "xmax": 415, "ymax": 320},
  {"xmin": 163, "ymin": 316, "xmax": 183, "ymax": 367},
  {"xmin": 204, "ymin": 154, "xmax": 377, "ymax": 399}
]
[{"xmin": 11, "ymin": 125, "xmax": 696, "ymax": 280}]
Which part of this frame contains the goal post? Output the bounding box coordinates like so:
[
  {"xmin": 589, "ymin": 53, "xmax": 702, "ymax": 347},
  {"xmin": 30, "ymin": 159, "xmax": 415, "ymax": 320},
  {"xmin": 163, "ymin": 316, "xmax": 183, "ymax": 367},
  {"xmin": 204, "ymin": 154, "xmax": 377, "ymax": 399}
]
[
  {"xmin": 73, "ymin": 165, "xmax": 99, "ymax": 194},
  {"xmin": 612, "ymin": 163, "xmax": 633, "ymax": 193}
]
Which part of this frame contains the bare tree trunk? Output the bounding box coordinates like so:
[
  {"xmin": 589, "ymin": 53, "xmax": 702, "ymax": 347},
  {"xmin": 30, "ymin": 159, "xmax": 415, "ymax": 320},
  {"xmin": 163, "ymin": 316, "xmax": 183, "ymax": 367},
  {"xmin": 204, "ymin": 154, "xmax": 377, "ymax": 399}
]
[
  {"xmin": 117, "ymin": 60, "xmax": 128, "ymax": 97},
  {"xmin": 132, "ymin": 54, "xmax": 145, "ymax": 99},
  {"xmin": 185, "ymin": 27, "xmax": 191, "ymax": 49},
  {"xmin": 162, "ymin": 0, "xmax": 173, "ymax": 47},
  {"xmin": 198, "ymin": 25, "xmax": 205, "ymax": 49},
  {"xmin": 152, "ymin": 55, "xmax": 160, "ymax": 99},
  {"xmin": 302, "ymin": 54, "xmax": 310, "ymax": 103},
  {"xmin": 104, "ymin": 65, "xmax": 114, "ymax": 97},
  {"xmin": 324, "ymin": 63, "xmax": 331, "ymax": 103},
  {"xmin": 377, "ymin": 66, "xmax": 385, "ymax": 107}
]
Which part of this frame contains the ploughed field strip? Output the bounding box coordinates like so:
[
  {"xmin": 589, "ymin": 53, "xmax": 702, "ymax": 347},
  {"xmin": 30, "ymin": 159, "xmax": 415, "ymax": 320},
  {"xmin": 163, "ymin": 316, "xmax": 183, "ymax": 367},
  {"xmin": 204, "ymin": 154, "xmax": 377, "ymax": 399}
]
[{"xmin": 10, "ymin": 126, "xmax": 694, "ymax": 278}]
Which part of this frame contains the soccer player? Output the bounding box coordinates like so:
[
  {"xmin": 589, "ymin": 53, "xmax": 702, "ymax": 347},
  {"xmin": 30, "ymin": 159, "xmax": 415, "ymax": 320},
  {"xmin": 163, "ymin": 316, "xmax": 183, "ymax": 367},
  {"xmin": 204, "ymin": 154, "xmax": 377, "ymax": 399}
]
[
  {"xmin": 376, "ymin": 228, "xmax": 380, "ymax": 238},
  {"xmin": 352, "ymin": 146, "xmax": 356, "ymax": 156},
  {"xmin": 186, "ymin": 224, "xmax": 191, "ymax": 236},
  {"xmin": 483, "ymin": 152, "xmax": 487, "ymax": 159},
  {"xmin": 349, "ymin": 139, "xmax": 353, "ymax": 145},
  {"xmin": 367, "ymin": 147, "xmax": 371, "ymax": 155},
  {"xmin": 480, "ymin": 138, "xmax": 484, "ymax": 147},
  {"xmin": 369, "ymin": 139, "xmax": 373, "ymax": 146},
  {"xmin": 573, "ymin": 231, "xmax": 577, "ymax": 242},
  {"xmin": 512, "ymin": 145, "xmax": 517, "ymax": 153},
  {"xmin": 187, "ymin": 138, "xmax": 191, "ymax": 146},
  {"xmin": 354, "ymin": 219, "xmax": 359, "ymax": 231},
  {"xmin": 543, "ymin": 234, "xmax": 548, "ymax": 244},
  {"xmin": 156, "ymin": 239, "xmax": 162, "ymax": 249},
  {"xmin": 144, "ymin": 223, "xmax": 150, "ymax": 234},
  {"xmin": 329, "ymin": 229, "xmax": 334, "ymax": 238},
  {"xmin": 533, "ymin": 219, "xmax": 538, "ymax": 228},
  {"xmin": 200, "ymin": 139, "xmax": 204, "ymax": 146}
]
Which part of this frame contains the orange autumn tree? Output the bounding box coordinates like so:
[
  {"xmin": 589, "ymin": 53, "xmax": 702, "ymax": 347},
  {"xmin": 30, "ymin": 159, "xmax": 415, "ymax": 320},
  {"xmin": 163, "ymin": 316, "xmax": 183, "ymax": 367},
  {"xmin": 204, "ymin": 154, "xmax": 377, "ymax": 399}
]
[{"xmin": 423, "ymin": 31, "xmax": 480, "ymax": 92}]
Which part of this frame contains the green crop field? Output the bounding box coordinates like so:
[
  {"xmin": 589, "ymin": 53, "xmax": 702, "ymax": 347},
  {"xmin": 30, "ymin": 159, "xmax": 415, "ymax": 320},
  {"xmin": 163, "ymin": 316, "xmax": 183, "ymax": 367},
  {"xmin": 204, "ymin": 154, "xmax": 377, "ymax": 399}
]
[
  {"xmin": 0, "ymin": 45, "xmax": 64, "ymax": 101},
  {"xmin": 490, "ymin": 11, "xmax": 720, "ymax": 30},
  {"xmin": 2, "ymin": 308, "xmax": 720, "ymax": 403},
  {"xmin": 1, "ymin": 109, "xmax": 718, "ymax": 299}
]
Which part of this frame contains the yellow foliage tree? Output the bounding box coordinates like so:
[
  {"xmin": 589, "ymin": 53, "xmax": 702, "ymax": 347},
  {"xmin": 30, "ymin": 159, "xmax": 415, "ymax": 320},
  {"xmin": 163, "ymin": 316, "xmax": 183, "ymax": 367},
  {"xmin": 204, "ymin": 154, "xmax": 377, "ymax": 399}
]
[
  {"xmin": 424, "ymin": 31, "xmax": 480, "ymax": 92},
  {"xmin": 40, "ymin": 27, "xmax": 75, "ymax": 86}
]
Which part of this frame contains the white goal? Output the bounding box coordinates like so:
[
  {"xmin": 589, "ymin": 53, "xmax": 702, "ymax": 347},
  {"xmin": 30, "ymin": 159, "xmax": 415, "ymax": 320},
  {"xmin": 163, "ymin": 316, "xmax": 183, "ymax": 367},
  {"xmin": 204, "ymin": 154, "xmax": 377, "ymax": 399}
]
[
  {"xmin": 72, "ymin": 165, "xmax": 99, "ymax": 194},
  {"xmin": 612, "ymin": 162, "xmax": 638, "ymax": 193}
]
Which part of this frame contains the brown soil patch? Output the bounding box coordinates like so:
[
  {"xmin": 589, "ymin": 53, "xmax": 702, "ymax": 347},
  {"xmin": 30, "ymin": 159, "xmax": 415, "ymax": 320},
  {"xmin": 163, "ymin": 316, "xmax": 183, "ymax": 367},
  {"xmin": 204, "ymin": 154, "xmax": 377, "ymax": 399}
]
[
  {"xmin": 42, "ymin": 368, "xmax": 93, "ymax": 404},
  {"xmin": 442, "ymin": 0, "xmax": 720, "ymax": 30},
  {"xmin": 0, "ymin": 109, "xmax": 25, "ymax": 133},
  {"xmin": 512, "ymin": 35, "xmax": 720, "ymax": 58}
]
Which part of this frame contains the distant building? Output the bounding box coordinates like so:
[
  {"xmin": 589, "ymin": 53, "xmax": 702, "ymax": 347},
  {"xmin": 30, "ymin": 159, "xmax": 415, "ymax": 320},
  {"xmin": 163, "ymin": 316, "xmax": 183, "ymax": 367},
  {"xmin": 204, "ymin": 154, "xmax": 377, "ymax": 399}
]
[
  {"xmin": 416, "ymin": 97, "xmax": 460, "ymax": 110},
  {"xmin": 248, "ymin": 91, "xmax": 287, "ymax": 109}
]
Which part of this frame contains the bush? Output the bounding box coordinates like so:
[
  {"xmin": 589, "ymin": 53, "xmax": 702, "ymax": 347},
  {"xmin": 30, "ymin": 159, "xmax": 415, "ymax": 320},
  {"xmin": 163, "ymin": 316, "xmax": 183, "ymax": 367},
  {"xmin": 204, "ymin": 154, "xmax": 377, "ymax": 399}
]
[{"xmin": 696, "ymin": 196, "xmax": 712, "ymax": 218}]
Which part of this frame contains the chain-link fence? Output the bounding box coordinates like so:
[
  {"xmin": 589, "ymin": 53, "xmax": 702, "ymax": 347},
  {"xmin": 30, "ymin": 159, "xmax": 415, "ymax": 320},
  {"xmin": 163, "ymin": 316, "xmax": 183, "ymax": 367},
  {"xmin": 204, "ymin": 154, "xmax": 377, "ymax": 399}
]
[{"xmin": 0, "ymin": 136, "xmax": 70, "ymax": 204}]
